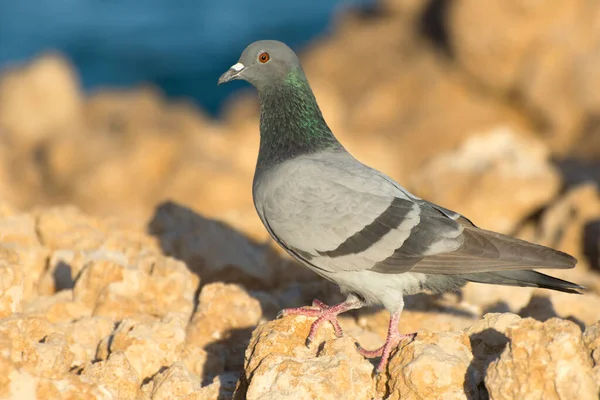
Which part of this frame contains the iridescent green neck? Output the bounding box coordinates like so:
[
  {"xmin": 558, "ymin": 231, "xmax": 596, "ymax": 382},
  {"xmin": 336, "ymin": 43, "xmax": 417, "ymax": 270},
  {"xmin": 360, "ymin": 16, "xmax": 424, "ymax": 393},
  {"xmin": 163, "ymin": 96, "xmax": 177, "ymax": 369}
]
[{"xmin": 256, "ymin": 67, "xmax": 341, "ymax": 169}]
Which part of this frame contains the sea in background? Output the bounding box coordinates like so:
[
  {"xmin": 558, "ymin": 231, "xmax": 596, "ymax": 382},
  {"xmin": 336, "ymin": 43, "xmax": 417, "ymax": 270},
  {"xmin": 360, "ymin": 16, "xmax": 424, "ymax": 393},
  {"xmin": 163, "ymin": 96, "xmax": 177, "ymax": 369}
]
[{"xmin": 0, "ymin": 0, "xmax": 373, "ymax": 115}]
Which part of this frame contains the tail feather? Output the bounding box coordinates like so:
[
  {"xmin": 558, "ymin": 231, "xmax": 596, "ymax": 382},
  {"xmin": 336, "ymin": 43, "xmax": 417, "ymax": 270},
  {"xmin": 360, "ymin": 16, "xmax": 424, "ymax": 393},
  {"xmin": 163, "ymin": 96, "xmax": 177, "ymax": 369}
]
[{"xmin": 461, "ymin": 270, "xmax": 585, "ymax": 294}]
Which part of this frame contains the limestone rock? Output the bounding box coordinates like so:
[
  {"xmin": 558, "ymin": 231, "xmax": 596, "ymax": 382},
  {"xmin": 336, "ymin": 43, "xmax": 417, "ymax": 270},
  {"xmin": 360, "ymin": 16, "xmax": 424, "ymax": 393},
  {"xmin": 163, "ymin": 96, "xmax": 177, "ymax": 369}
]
[
  {"xmin": 0, "ymin": 247, "xmax": 24, "ymax": 318},
  {"xmin": 82, "ymin": 254, "xmax": 198, "ymax": 321},
  {"xmin": 106, "ymin": 313, "xmax": 187, "ymax": 382},
  {"xmin": 22, "ymin": 290, "xmax": 90, "ymax": 324},
  {"xmin": 148, "ymin": 201, "xmax": 286, "ymax": 289},
  {"xmin": 14, "ymin": 373, "xmax": 112, "ymax": 400},
  {"xmin": 485, "ymin": 317, "xmax": 598, "ymax": 399},
  {"xmin": 236, "ymin": 315, "xmax": 375, "ymax": 400},
  {"xmin": 409, "ymin": 127, "xmax": 560, "ymax": 233},
  {"xmin": 60, "ymin": 316, "xmax": 115, "ymax": 368},
  {"xmin": 20, "ymin": 332, "xmax": 74, "ymax": 379},
  {"xmin": 80, "ymin": 351, "xmax": 140, "ymax": 400},
  {"xmin": 179, "ymin": 343, "xmax": 225, "ymax": 385},
  {"xmin": 35, "ymin": 206, "xmax": 107, "ymax": 251},
  {"xmin": 186, "ymin": 282, "xmax": 265, "ymax": 371},
  {"xmin": 382, "ymin": 331, "xmax": 477, "ymax": 400},
  {"xmin": 466, "ymin": 312, "xmax": 523, "ymax": 396},
  {"xmin": 140, "ymin": 362, "xmax": 201, "ymax": 400},
  {"xmin": 583, "ymin": 322, "xmax": 600, "ymax": 386},
  {"xmin": 0, "ymin": 314, "xmax": 61, "ymax": 367}
]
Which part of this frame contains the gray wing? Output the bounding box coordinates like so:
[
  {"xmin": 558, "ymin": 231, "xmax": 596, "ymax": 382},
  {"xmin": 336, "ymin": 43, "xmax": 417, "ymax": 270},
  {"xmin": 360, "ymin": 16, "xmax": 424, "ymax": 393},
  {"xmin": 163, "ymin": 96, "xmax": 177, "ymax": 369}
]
[{"xmin": 256, "ymin": 152, "xmax": 576, "ymax": 275}]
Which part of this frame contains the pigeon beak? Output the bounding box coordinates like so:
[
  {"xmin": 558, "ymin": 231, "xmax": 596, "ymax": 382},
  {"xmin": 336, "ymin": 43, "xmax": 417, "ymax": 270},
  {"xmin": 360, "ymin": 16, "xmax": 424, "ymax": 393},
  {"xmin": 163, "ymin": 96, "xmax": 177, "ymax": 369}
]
[{"xmin": 218, "ymin": 62, "xmax": 245, "ymax": 85}]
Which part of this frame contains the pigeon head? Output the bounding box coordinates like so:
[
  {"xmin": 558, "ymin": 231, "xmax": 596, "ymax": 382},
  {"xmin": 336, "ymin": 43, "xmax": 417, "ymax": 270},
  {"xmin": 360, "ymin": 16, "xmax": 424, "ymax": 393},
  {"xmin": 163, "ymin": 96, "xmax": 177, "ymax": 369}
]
[{"xmin": 218, "ymin": 40, "xmax": 301, "ymax": 90}]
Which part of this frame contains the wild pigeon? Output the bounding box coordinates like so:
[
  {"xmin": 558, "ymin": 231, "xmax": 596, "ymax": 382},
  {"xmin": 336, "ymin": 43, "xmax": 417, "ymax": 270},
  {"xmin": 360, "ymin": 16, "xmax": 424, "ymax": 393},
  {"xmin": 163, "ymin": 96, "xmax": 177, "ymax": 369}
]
[{"xmin": 218, "ymin": 40, "xmax": 583, "ymax": 373}]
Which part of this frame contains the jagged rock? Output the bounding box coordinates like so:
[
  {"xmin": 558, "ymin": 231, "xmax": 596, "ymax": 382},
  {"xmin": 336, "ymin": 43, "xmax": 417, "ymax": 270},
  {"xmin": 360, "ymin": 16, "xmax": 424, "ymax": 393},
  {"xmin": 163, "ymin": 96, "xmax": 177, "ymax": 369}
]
[
  {"xmin": 59, "ymin": 316, "xmax": 115, "ymax": 368},
  {"xmin": 19, "ymin": 332, "xmax": 74, "ymax": 379},
  {"xmin": 186, "ymin": 282, "xmax": 267, "ymax": 371},
  {"xmin": 583, "ymin": 322, "xmax": 600, "ymax": 386},
  {"xmin": 90, "ymin": 254, "xmax": 198, "ymax": 321},
  {"xmin": 105, "ymin": 313, "xmax": 187, "ymax": 382},
  {"xmin": 381, "ymin": 330, "xmax": 477, "ymax": 399},
  {"xmin": 148, "ymin": 202, "xmax": 287, "ymax": 289},
  {"xmin": 140, "ymin": 362, "xmax": 201, "ymax": 400},
  {"xmin": 23, "ymin": 290, "xmax": 90, "ymax": 324},
  {"xmin": 179, "ymin": 343, "xmax": 225, "ymax": 385},
  {"xmin": 0, "ymin": 247, "xmax": 24, "ymax": 318},
  {"xmin": 485, "ymin": 317, "xmax": 598, "ymax": 399},
  {"xmin": 80, "ymin": 351, "xmax": 140, "ymax": 399},
  {"xmin": 236, "ymin": 315, "xmax": 376, "ymax": 400}
]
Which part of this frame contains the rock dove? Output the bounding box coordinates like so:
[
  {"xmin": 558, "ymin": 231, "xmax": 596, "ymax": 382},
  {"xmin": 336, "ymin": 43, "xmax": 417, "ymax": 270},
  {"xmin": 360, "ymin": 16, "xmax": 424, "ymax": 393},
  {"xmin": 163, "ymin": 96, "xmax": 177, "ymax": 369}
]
[{"xmin": 218, "ymin": 40, "xmax": 583, "ymax": 373}]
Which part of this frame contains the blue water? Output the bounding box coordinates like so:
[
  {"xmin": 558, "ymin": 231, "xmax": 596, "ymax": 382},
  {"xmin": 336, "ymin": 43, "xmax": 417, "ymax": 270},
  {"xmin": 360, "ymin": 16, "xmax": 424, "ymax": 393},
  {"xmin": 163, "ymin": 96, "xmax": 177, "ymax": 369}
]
[{"xmin": 0, "ymin": 0, "xmax": 372, "ymax": 115}]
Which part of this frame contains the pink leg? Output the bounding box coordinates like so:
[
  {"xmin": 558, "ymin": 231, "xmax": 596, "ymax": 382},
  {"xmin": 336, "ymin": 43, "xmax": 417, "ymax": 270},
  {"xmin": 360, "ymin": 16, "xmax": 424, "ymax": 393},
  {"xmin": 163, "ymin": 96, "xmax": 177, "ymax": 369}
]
[
  {"xmin": 356, "ymin": 309, "xmax": 416, "ymax": 373},
  {"xmin": 279, "ymin": 295, "xmax": 364, "ymax": 347}
]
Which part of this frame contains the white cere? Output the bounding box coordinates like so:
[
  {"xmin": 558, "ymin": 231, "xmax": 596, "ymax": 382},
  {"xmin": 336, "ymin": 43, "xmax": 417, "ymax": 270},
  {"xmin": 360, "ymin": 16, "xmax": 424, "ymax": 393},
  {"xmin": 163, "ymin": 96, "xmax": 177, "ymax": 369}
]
[{"xmin": 231, "ymin": 63, "xmax": 245, "ymax": 72}]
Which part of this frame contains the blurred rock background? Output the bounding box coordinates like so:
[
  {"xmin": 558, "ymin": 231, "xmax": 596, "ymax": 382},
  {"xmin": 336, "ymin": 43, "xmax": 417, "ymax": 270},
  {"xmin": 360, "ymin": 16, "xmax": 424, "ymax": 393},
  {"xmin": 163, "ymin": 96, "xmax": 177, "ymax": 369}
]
[{"xmin": 0, "ymin": 0, "xmax": 599, "ymax": 399}]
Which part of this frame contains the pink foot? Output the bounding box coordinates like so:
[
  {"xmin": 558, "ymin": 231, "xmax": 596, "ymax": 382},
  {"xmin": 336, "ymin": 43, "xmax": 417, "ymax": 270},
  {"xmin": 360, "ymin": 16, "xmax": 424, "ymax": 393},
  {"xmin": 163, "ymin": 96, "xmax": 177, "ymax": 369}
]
[
  {"xmin": 355, "ymin": 309, "xmax": 416, "ymax": 373},
  {"xmin": 278, "ymin": 298, "xmax": 362, "ymax": 347},
  {"xmin": 356, "ymin": 332, "xmax": 416, "ymax": 372}
]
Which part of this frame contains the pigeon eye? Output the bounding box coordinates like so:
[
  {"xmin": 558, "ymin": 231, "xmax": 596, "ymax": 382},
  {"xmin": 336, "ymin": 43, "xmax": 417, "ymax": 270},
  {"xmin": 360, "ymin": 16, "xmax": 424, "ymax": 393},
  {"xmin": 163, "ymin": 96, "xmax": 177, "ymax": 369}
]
[{"xmin": 258, "ymin": 52, "xmax": 270, "ymax": 63}]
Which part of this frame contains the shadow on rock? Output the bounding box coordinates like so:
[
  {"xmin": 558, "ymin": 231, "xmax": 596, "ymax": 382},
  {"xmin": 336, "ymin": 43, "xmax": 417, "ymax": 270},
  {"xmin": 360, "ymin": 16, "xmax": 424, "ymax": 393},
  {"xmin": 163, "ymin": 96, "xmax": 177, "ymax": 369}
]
[
  {"xmin": 518, "ymin": 294, "xmax": 586, "ymax": 329},
  {"xmin": 465, "ymin": 328, "xmax": 510, "ymax": 399},
  {"xmin": 202, "ymin": 327, "xmax": 253, "ymax": 386},
  {"xmin": 147, "ymin": 201, "xmax": 288, "ymax": 290},
  {"xmin": 147, "ymin": 201, "xmax": 287, "ymax": 388}
]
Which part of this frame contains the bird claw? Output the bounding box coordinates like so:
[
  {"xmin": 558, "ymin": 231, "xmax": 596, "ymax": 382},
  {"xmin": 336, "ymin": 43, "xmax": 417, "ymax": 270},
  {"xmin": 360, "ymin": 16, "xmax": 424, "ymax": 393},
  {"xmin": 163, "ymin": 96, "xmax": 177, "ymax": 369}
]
[
  {"xmin": 357, "ymin": 332, "xmax": 417, "ymax": 374},
  {"xmin": 277, "ymin": 299, "xmax": 347, "ymax": 347}
]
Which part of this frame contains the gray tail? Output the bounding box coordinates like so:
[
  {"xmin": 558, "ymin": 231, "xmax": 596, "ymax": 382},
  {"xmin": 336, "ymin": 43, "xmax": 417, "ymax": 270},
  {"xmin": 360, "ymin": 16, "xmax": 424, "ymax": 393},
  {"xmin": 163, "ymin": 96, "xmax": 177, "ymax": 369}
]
[{"xmin": 461, "ymin": 270, "xmax": 585, "ymax": 294}]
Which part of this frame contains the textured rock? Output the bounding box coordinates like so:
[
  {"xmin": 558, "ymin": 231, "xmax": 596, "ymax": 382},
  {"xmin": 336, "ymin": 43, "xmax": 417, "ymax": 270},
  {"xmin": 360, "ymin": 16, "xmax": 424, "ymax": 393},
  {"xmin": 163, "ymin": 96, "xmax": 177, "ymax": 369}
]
[
  {"xmin": 236, "ymin": 315, "xmax": 376, "ymax": 400},
  {"xmin": 149, "ymin": 201, "xmax": 289, "ymax": 289},
  {"xmin": 2, "ymin": 5, "xmax": 600, "ymax": 395},
  {"xmin": 179, "ymin": 343, "xmax": 225, "ymax": 385},
  {"xmin": 409, "ymin": 127, "xmax": 560, "ymax": 233},
  {"xmin": 382, "ymin": 331, "xmax": 477, "ymax": 400},
  {"xmin": 583, "ymin": 322, "xmax": 600, "ymax": 386},
  {"xmin": 80, "ymin": 351, "xmax": 140, "ymax": 399},
  {"xmin": 140, "ymin": 362, "xmax": 201, "ymax": 400},
  {"xmin": 0, "ymin": 213, "xmax": 50, "ymax": 301},
  {"xmin": 485, "ymin": 317, "xmax": 598, "ymax": 399},
  {"xmin": 20, "ymin": 332, "xmax": 74, "ymax": 379},
  {"xmin": 0, "ymin": 247, "xmax": 24, "ymax": 318},
  {"xmin": 90, "ymin": 254, "xmax": 198, "ymax": 321},
  {"xmin": 186, "ymin": 282, "xmax": 267, "ymax": 371},
  {"xmin": 60, "ymin": 316, "xmax": 115, "ymax": 368},
  {"xmin": 106, "ymin": 313, "xmax": 187, "ymax": 382}
]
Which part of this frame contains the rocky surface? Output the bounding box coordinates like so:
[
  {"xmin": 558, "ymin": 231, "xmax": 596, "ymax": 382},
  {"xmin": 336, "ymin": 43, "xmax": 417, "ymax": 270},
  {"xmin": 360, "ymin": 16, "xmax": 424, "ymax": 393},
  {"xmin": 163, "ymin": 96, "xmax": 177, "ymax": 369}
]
[
  {"xmin": 1, "ymin": 0, "xmax": 600, "ymax": 398},
  {"xmin": 0, "ymin": 191, "xmax": 598, "ymax": 399}
]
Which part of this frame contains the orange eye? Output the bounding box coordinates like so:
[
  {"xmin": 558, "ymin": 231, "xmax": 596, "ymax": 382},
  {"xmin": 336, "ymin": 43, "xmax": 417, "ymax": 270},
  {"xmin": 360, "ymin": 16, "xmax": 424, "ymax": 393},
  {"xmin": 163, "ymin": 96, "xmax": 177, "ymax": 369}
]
[{"xmin": 258, "ymin": 52, "xmax": 270, "ymax": 63}]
